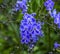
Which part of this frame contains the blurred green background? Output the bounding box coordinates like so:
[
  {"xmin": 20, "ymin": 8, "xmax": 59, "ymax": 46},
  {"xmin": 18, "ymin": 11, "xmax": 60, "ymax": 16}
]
[{"xmin": 0, "ymin": 0, "xmax": 60, "ymax": 54}]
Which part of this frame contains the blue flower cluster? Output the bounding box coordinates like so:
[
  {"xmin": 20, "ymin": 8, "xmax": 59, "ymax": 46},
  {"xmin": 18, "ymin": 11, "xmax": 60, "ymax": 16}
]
[
  {"xmin": 50, "ymin": 10, "xmax": 60, "ymax": 28},
  {"xmin": 54, "ymin": 42, "xmax": 60, "ymax": 48},
  {"xmin": 44, "ymin": 0, "xmax": 60, "ymax": 28},
  {"xmin": 44, "ymin": 0, "xmax": 54, "ymax": 11},
  {"xmin": 13, "ymin": 0, "xmax": 44, "ymax": 49},
  {"xmin": 20, "ymin": 13, "xmax": 43, "ymax": 44},
  {"xmin": 13, "ymin": 0, "xmax": 28, "ymax": 14}
]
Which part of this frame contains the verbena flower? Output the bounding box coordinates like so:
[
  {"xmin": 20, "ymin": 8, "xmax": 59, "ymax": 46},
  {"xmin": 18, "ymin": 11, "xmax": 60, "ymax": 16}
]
[
  {"xmin": 49, "ymin": 9, "xmax": 60, "ymax": 28},
  {"xmin": 20, "ymin": 13, "xmax": 43, "ymax": 45},
  {"xmin": 13, "ymin": 0, "xmax": 28, "ymax": 14},
  {"xmin": 44, "ymin": 0, "xmax": 54, "ymax": 11},
  {"xmin": 54, "ymin": 42, "xmax": 60, "ymax": 48},
  {"xmin": 49, "ymin": 9, "xmax": 57, "ymax": 18},
  {"xmin": 54, "ymin": 12, "xmax": 60, "ymax": 28}
]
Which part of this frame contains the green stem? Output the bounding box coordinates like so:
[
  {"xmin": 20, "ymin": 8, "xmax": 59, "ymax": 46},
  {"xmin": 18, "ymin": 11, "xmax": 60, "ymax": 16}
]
[
  {"xmin": 46, "ymin": 15, "xmax": 51, "ymax": 52},
  {"xmin": 47, "ymin": 23, "xmax": 51, "ymax": 52}
]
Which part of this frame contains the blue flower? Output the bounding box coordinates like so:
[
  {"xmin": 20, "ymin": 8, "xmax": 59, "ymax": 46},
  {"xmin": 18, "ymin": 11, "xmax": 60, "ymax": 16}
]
[
  {"xmin": 49, "ymin": 9, "xmax": 60, "ymax": 28},
  {"xmin": 49, "ymin": 9, "xmax": 57, "ymax": 18},
  {"xmin": 22, "ymin": 0, "xmax": 31, "ymax": 3},
  {"xmin": 13, "ymin": 0, "xmax": 28, "ymax": 14},
  {"xmin": 20, "ymin": 13, "xmax": 43, "ymax": 44},
  {"xmin": 58, "ymin": 24, "xmax": 60, "ymax": 28},
  {"xmin": 44, "ymin": 0, "xmax": 54, "ymax": 11},
  {"xmin": 22, "ymin": 0, "xmax": 27, "ymax": 4},
  {"xmin": 54, "ymin": 12, "xmax": 60, "ymax": 25},
  {"xmin": 54, "ymin": 42, "xmax": 60, "ymax": 48}
]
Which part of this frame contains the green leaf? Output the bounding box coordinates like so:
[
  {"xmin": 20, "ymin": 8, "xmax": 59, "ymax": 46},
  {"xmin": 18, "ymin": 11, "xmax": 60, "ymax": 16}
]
[{"xmin": 0, "ymin": 0, "xmax": 3, "ymax": 3}]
